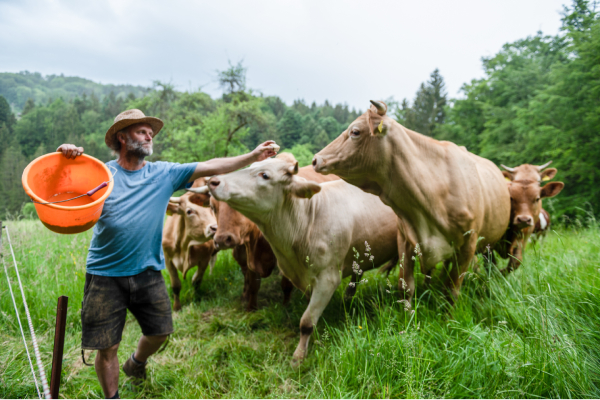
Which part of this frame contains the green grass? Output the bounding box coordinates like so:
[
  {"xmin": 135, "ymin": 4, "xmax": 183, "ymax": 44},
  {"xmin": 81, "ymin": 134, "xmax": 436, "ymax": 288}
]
[{"xmin": 1, "ymin": 220, "xmax": 600, "ymax": 398}]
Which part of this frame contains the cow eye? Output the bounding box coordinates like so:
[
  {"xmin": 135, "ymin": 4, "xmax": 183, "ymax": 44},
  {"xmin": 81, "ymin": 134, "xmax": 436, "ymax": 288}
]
[
  {"xmin": 536, "ymin": 197, "xmax": 541, "ymax": 202},
  {"xmin": 260, "ymin": 172, "xmax": 270, "ymax": 180},
  {"xmin": 186, "ymin": 209, "xmax": 193, "ymax": 215},
  {"xmin": 349, "ymin": 129, "xmax": 360, "ymax": 139}
]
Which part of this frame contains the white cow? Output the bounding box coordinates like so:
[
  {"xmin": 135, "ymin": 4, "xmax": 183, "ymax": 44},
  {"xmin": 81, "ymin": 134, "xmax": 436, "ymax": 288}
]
[{"xmin": 194, "ymin": 153, "xmax": 400, "ymax": 361}]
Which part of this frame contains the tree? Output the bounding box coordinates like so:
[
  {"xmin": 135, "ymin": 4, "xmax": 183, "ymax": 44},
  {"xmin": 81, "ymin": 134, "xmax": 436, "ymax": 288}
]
[
  {"xmin": 399, "ymin": 69, "xmax": 447, "ymax": 136},
  {"xmin": 217, "ymin": 60, "xmax": 247, "ymax": 95},
  {"xmin": 277, "ymin": 109, "xmax": 303, "ymax": 149}
]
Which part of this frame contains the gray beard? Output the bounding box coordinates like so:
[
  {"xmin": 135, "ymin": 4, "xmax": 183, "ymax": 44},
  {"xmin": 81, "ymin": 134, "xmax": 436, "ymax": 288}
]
[{"xmin": 125, "ymin": 136, "xmax": 153, "ymax": 158}]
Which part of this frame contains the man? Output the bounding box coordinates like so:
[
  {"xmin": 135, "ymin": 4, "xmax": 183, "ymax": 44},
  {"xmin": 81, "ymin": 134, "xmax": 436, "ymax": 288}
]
[{"xmin": 58, "ymin": 109, "xmax": 276, "ymax": 399}]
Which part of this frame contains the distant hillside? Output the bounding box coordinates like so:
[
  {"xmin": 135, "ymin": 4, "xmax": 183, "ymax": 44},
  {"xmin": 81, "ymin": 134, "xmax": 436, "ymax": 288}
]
[{"xmin": 0, "ymin": 71, "xmax": 149, "ymax": 113}]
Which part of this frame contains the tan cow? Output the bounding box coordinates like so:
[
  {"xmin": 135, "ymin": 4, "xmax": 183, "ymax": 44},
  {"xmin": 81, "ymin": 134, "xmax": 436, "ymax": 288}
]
[
  {"xmin": 207, "ymin": 166, "xmax": 339, "ymax": 311},
  {"xmin": 199, "ymin": 153, "xmax": 400, "ymax": 361},
  {"xmin": 162, "ymin": 179, "xmax": 218, "ymax": 311},
  {"xmin": 313, "ymin": 100, "xmax": 511, "ymax": 303},
  {"xmin": 495, "ymin": 162, "xmax": 564, "ymax": 274}
]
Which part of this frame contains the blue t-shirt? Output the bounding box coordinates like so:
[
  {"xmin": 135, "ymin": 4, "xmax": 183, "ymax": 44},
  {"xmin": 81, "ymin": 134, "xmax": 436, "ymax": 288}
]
[{"xmin": 86, "ymin": 160, "xmax": 198, "ymax": 277}]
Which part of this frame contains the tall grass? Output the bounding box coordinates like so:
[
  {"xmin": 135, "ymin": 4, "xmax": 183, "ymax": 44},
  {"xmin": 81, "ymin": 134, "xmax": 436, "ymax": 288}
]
[{"xmin": 1, "ymin": 220, "xmax": 599, "ymax": 398}]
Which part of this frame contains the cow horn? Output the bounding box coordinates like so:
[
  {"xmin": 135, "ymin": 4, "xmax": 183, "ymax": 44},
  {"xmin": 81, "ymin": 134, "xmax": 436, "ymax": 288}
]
[
  {"xmin": 500, "ymin": 164, "xmax": 515, "ymax": 172},
  {"xmin": 369, "ymin": 100, "xmax": 387, "ymax": 116},
  {"xmin": 535, "ymin": 161, "xmax": 552, "ymax": 170},
  {"xmin": 169, "ymin": 196, "xmax": 181, "ymax": 203},
  {"xmin": 186, "ymin": 185, "xmax": 209, "ymax": 194}
]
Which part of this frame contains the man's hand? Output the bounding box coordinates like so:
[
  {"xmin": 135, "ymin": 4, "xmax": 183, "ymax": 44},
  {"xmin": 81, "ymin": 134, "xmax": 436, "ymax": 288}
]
[
  {"xmin": 251, "ymin": 141, "xmax": 278, "ymax": 162},
  {"xmin": 57, "ymin": 144, "xmax": 84, "ymax": 159}
]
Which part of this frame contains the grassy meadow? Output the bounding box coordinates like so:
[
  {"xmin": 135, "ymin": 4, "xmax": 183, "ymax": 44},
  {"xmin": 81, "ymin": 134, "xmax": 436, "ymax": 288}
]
[{"xmin": 1, "ymin": 219, "xmax": 600, "ymax": 398}]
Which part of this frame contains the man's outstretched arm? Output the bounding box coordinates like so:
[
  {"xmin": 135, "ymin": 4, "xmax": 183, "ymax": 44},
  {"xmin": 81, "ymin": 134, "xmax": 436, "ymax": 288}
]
[{"xmin": 188, "ymin": 141, "xmax": 278, "ymax": 182}]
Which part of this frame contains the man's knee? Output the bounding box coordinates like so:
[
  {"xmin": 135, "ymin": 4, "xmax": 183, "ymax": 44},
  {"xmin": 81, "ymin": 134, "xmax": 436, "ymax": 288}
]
[
  {"xmin": 97, "ymin": 343, "xmax": 120, "ymax": 360},
  {"xmin": 145, "ymin": 334, "xmax": 168, "ymax": 344}
]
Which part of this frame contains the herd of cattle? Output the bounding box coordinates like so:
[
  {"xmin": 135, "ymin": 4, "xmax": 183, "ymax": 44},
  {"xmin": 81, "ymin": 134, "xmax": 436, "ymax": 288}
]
[{"xmin": 162, "ymin": 100, "xmax": 564, "ymax": 361}]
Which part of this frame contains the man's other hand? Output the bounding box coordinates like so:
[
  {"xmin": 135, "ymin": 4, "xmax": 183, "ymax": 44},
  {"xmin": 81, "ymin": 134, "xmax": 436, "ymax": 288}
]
[
  {"xmin": 252, "ymin": 141, "xmax": 278, "ymax": 162},
  {"xmin": 57, "ymin": 144, "xmax": 84, "ymax": 159}
]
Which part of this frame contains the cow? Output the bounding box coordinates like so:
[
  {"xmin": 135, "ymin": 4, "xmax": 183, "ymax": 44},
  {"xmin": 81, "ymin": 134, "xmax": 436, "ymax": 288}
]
[
  {"xmin": 162, "ymin": 179, "xmax": 218, "ymax": 311},
  {"xmin": 495, "ymin": 162, "xmax": 564, "ymax": 274},
  {"xmin": 197, "ymin": 153, "xmax": 400, "ymax": 361},
  {"xmin": 313, "ymin": 100, "xmax": 511, "ymax": 304},
  {"xmin": 206, "ymin": 166, "xmax": 340, "ymax": 311}
]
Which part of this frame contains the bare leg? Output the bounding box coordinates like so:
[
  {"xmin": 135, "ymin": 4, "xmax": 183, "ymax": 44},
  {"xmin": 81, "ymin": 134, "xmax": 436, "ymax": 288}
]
[
  {"xmin": 134, "ymin": 334, "xmax": 168, "ymax": 363},
  {"xmin": 96, "ymin": 343, "xmax": 120, "ymax": 398},
  {"xmin": 293, "ymin": 271, "xmax": 340, "ymax": 361}
]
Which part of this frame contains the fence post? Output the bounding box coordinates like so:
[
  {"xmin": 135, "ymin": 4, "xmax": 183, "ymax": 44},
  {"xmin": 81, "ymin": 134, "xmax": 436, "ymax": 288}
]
[{"xmin": 50, "ymin": 296, "xmax": 68, "ymax": 399}]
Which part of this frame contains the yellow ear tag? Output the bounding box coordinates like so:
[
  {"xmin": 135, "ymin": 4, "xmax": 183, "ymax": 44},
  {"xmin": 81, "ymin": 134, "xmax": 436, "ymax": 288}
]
[
  {"xmin": 378, "ymin": 120, "xmax": 383, "ymax": 133},
  {"xmin": 542, "ymin": 176, "xmax": 551, "ymax": 181},
  {"xmin": 504, "ymin": 177, "xmax": 511, "ymax": 182}
]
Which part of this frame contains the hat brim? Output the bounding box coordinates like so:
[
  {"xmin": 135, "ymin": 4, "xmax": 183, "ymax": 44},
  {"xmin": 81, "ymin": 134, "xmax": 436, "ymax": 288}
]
[{"xmin": 105, "ymin": 116, "xmax": 164, "ymax": 151}]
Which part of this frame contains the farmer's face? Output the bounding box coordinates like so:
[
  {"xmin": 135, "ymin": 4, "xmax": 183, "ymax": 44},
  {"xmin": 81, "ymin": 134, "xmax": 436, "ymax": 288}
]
[{"xmin": 123, "ymin": 123, "xmax": 153, "ymax": 157}]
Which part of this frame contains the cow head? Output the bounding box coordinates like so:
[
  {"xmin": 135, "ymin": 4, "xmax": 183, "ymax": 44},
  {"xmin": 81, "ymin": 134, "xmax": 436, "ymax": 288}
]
[
  {"xmin": 167, "ymin": 193, "xmax": 217, "ymax": 243},
  {"xmin": 508, "ymin": 180, "xmax": 564, "ymax": 230},
  {"xmin": 201, "ymin": 153, "xmax": 321, "ymax": 222},
  {"xmin": 209, "ymin": 197, "xmax": 253, "ymax": 249},
  {"xmin": 312, "ymin": 100, "xmax": 391, "ymax": 194},
  {"xmin": 501, "ymin": 161, "xmax": 557, "ymax": 183}
]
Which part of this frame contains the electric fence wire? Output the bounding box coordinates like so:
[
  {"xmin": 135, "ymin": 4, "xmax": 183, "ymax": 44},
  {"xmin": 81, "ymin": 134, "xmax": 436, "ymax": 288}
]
[{"xmin": 3, "ymin": 225, "xmax": 51, "ymax": 399}]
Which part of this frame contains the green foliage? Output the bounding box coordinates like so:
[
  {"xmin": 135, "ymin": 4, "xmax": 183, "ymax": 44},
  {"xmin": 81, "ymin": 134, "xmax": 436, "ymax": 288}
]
[
  {"xmin": 0, "ymin": 71, "xmax": 147, "ymax": 112},
  {"xmin": 285, "ymin": 143, "xmax": 315, "ymax": 167},
  {"xmin": 395, "ymin": 69, "xmax": 447, "ymax": 136},
  {"xmin": 2, "ymin": 221, "xmax": 600, "ymax": 398}
]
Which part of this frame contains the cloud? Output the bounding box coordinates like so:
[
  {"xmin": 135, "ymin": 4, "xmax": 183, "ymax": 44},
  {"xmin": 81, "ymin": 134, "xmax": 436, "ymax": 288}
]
[{"xmin": 0, "ymin": 0, "xmax": 565, "ymax": 109}]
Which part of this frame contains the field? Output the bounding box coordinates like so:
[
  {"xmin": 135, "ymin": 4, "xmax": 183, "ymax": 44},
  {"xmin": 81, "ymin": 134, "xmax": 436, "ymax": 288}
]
[{"xmin": 1, "ymin": 219, "xmax": 600, "ymax": 398}]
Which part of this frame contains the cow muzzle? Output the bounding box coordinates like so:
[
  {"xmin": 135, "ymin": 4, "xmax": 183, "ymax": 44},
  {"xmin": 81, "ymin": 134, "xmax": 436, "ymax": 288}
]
[
  {"xmin": 312, "ymin": 155, "xmax": 328, "ymax": 173},
  {"xmin": 514, "ymin": 214, "xmax": 534, "ymax": 229},
  {"xmin": 214, "ymin": 232, "xmax": 240, "ymax": 249},
  {"xmin": 206, "ymin": 224, "xmax": 218, "ymax": 238}
]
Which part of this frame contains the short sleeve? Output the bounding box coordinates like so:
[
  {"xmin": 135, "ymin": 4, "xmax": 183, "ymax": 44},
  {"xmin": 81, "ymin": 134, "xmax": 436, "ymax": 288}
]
[{"xmin": 168, "ymin": 162, "xmax": 198, "ymax": 191}]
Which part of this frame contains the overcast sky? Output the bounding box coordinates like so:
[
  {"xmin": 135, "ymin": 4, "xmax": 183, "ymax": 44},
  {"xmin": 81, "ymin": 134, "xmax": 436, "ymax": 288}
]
[{"xmin": 0, "ymin": 0, "xmax": 567, "ymax": 110}]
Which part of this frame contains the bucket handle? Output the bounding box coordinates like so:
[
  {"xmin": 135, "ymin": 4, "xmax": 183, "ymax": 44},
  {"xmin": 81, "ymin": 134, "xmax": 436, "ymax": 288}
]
[{"xmin": 32, "ymin": 165, "xmax": 118, "ymax": 205}]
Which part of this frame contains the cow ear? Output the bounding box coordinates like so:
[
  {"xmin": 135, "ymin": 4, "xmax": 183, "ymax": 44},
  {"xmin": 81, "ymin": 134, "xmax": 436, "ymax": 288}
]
[
  {"xmin": 167, "ymin": 197, "xmax": 182, "ymax": 215},
  {"xmin": 367, "ymin": 111, "xmax": 388, "ymax": 136},
  {"xmin": 502, "ymin": 171, "xmax": 513, "ymax": 181},
  {"xmin": 541, "ymin": 182, "xmax": 564, "ymax": 198},
  {"xmin": 188, "ymin": 192, "xmax": 211, "ymax": 207},
  {"xmin": 540, "ymin": 168, "xmax": 557, "ymax": 181},
  {"xmin": 290, "ymin": 179, "xmax": 321, "ymax": 199},
  {"xmin": 287, "ymin": 161, "xmax": 299, "ymax": 175}
]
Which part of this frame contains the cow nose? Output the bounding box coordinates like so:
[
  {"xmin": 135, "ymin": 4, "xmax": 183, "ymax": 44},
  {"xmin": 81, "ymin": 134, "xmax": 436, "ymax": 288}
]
[
  {"xmin": 209, "ymin": 224, "xmax": 218, "ymax": 233},
  {"xmin": 312, "ymin": 155, "xmax": 323, "ymax": 171},
  {"xmin": 214, "ymin": 233, "xmax": 238, "ymax": 249},
  {"xmin": 209, "ymin": 177, "xmax": 221, "ymax": 188},
  {"xmin": 515, "ymin": 215, "xmax": 533, "ymax": 227}
]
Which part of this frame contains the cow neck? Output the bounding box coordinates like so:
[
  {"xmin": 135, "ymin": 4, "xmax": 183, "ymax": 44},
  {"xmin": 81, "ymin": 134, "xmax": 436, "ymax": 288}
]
[
  {"xmin": 253, "ymin": 191, "xmax": 315, "ymax": 260},
  {"xmin": 378, "ymin": 125, "xmax": 451, "ymax": 233}
]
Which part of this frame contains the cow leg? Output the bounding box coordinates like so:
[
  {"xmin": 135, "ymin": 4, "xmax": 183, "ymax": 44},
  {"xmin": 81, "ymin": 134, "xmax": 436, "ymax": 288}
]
[
  {"xmin": 245, "ymin": 267, "xmax": 261, "ymax": 312},
  {"xmin": 164, "ymin": 255, "xmax": 182, "ymax": 312},
  {"xmin": 281, "ymin": 275, "xmax": 294, "ymax": 305},
  {"xmin": 293, "ymin": 271, "xmax": 340, "ymax": 362},
  {"xmin": 501, "ymin": 239, "xmax": 524, "ymax": 276},
  {"xmin": 398, "ymin": 241, "xmax": 416, "ymax": 305},
  {"xmin": 444, "ymin": 233, "xmax": 477, "ymax": 303},
  {"xmin": 344, "ymin": 273, "xmax": 358, "ymax": 298},
  {"xmin": 232, "ymin": 245, "xmax": 249, "ymax": 301}
]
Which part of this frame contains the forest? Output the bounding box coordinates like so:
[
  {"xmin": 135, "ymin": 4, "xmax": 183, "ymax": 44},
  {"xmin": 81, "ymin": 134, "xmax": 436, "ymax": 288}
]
[{"xmin": 0, "ymin": 0, "xmax": 598, "ymax": 221}]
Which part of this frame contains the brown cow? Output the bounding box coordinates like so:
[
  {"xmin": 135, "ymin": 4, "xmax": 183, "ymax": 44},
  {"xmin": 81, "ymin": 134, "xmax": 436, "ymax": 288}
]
[
  {"xmin": 313, "ymin": 100, "xmax": 511, "ymax": 304},
  {"xmin": 205, "ymin": 166, "xmax": 340, "ymax": 311},
  {"xmin": 162, "ymin": 179, "xmax": 218, "ymax": 311},
  {"xmin": 495, "ymin": 162, "xmax": 564, "ymax": 274}
]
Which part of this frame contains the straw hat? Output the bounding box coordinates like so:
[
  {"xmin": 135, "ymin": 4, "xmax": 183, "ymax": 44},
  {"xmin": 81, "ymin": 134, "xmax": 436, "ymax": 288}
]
[{"xmin": 105, "ymin": 109, "xmax": 164, "ymax": 150}]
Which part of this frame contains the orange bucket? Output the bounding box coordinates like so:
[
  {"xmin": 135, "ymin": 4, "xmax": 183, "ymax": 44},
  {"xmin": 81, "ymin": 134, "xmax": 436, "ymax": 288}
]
[{"xmin": 22, "ymin": 152, "xmax": 115, "ymax": 234}]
